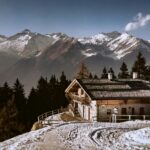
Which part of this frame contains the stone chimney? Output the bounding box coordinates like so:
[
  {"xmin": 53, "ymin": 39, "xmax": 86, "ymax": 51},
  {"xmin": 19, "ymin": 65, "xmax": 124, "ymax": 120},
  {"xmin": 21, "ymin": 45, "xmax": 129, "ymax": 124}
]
[
  {"xmin": 133, "ymin": 72, "xmax": 138, "ymax": 79},
  {"xmin": 108, "ymin": 72, "xmax": 113, "ymax": 80}
]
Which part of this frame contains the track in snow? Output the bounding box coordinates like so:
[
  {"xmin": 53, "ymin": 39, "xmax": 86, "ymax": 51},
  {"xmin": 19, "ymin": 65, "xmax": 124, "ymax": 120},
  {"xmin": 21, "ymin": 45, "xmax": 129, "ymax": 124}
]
[{"xmin": 89, "ymin": 127, "xmax": 150, "ymax": 150}]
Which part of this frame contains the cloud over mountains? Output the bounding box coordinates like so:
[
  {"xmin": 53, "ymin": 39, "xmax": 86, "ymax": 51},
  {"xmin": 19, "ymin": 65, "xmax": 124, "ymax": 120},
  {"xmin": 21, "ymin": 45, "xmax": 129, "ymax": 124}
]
[{"xmin": 125, "ymin": 13, "xmax": 150, "ymax": 32}]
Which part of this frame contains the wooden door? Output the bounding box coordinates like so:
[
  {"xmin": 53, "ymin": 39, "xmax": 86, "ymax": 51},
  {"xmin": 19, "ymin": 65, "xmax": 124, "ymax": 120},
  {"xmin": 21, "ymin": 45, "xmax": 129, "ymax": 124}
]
[
  {"xmin": 121, "ymin": 108, "xmax": 127, "ymax": 115},
  {"xmin": 140, "ymin": 107, "xmax": 144, "ymax": 115},
  {"xmin": 131, "ymin": 108, "xmax": 135, "ymax": 115}
]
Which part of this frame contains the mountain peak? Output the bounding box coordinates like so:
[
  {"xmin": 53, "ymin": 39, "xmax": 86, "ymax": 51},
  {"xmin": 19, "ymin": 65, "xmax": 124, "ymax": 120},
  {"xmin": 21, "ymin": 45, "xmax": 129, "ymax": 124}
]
[
  {"xmin": 21, "ymin": 29, "xmax": 32, "ymax": 34},
  {"xmin": 103, "ymin": 31, "xmax": 121, "ymax": 39}
]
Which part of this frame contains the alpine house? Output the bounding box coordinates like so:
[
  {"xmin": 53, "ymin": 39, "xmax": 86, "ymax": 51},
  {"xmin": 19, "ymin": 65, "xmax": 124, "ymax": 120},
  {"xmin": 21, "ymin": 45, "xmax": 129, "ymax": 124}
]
[{"xmin": 65, "ymin": 73, "xmax": 150, "ymax": 122}]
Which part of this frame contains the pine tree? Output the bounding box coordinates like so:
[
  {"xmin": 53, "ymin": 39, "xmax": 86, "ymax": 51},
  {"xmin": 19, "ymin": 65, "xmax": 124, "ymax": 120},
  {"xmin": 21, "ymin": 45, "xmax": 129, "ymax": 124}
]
[
  {"xmin": 0, "ymin": 95, "xmax": 27, "ymax": 141},
  {"xmin": 108, "ymin": 67, "xmax": 116, "ymax": 79},
  {"xmin": 60, "ymin": 71, "xmax": 68, "ymax": 87},
  {"xmin": 59, "ymin": 71, "xmax": 69, "ymax": 107},
  {"xmin": 37, "ymin": 77, "xmax": 48, "ymax": 91},
  {"xmin": 76, "ymin": 63, "xmax": 90, "ymax": 79},
  {"xmin": 27, "ymin": 87, "xmax": 38, "ymax": 122},
  {"xmin": 36, "ymin": 77, "xmax": 50, "ymax": 113},
  {"xmin": 13, "ymin": 79, "xmax": 26, "ymax": 121},
  {"xmin": 89, "ymin": 73, "xmax": 93, "ymax": 79},
  {"xmin": 94, "ymin": 74, "xmax": 98, "ymax": 79},
  {"xmin": 101, "ymin": 67, "xmax": 108, "ymax": 79},
  {"xmin": 0, "ymin": 95, "xmax": 18, "ymax": 141},
  {"xmin": 144, "ymin": 65, "xmax": 150, "ymax": 80},
  {"xmin": 132, "ymin": 52, "xmax": 146, "ymax": 78},
  {"xmin": 49, "ymin": 75, "xmax": 57, "ymax": 88},
  {"xmin": 118, "ymin": 62, "xmax": 129, "ymax": 78},
  {"xmin": 0, "ymin": 82, "xmax": 12, "ymax": 106}
]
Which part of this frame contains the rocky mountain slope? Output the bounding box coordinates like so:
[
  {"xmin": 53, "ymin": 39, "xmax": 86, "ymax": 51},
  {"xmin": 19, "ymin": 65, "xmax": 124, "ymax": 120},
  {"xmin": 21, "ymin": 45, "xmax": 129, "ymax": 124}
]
[{"xmin": 0, "ymin": 30, "xmax": 150, "ymax": 93}]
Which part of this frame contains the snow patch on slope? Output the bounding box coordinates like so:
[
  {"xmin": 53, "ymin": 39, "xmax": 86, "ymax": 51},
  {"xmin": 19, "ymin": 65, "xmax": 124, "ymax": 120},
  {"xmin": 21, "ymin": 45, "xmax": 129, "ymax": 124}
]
[
  {"xmin": 82, "ymin": 49, "xmax": 97, "ymax": 57},
  {"xmin": 78, "ymin": 33, "xmax": 111, "ymax": 45},
  {"xmin": 0, "ymin": 36, "xmax": 7, "ymax": 42},
  {"xmin": 107, "ymin": 33, "xmax": 139, "ymax": 59},
  {"xmin": 78, "ymin": 32, "xmax": 142, "ymax": 59},
  {"xmin": 0, "ymin": 34, "xmax": 31, "ymax": 54}
]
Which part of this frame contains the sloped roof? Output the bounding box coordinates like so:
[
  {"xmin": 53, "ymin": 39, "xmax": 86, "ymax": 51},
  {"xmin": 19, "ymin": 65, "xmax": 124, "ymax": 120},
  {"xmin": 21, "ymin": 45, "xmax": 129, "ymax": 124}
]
[{"xmin": 77, "ymin": 78, "xmax": 150, "ymax": 100}]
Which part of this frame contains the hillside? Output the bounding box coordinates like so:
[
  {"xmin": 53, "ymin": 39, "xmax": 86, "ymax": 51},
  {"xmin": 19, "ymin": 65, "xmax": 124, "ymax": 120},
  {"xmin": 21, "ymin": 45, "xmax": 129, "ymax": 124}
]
[{"xmin": 0, "ymin": 114, "xmax": 150, "ymax": 150}]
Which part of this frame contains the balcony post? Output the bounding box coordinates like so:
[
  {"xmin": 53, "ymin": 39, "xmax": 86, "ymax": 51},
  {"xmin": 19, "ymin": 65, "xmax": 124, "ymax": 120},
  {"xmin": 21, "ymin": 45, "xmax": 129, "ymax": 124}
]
[{"xmin": 129, "ymin": 115, "xmax": 131, "ymax": 121}]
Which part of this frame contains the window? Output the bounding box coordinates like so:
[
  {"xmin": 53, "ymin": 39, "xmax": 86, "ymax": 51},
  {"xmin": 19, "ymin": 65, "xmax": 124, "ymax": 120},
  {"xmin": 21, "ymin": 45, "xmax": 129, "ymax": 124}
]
[
  {"xmin": 121, "ymin": 108, "xmax": 127, "ymax": 115},
  {"xmin": 107, "ymin": 109, "xmax": 111, "ymax": 115},
  {"xmin": 140, "ymin": 107, "xmax": 144, "ymax": 115},
  {"xmin": 131, "ymin": 108, "xmax": 135, "ymax": 115}
]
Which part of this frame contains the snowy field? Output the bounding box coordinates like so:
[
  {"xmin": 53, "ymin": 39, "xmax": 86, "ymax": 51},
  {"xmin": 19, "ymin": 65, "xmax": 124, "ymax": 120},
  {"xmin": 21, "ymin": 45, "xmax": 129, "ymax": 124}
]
[{"xmin": 0, "ymin": 115, "xmax": 150, "ymax": 150}]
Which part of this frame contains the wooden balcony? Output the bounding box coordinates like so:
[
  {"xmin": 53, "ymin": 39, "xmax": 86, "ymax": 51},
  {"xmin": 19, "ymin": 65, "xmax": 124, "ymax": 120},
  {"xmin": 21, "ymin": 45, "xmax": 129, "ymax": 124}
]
[{"xmin": 67, "ymin": 93, "xmax": 90, "ymax": 105}]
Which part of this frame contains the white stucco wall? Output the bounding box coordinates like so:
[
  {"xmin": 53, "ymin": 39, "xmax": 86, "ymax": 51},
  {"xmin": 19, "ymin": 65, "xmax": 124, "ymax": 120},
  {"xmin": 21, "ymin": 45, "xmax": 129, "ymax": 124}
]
[
  {"xmin": 90, "ymin": 101, "xmax": 97, "ymax": 121},
  {"xmin": 77, "ymin": 102, "xmax": 83, "ymax": 117}
]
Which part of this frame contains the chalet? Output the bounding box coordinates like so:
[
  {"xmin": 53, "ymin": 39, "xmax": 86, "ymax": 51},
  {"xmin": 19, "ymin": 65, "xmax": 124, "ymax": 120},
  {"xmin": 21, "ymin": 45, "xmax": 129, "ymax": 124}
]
[{"xmin": 65, "ymin": 73, "xmax": 150, "ymax": 122}]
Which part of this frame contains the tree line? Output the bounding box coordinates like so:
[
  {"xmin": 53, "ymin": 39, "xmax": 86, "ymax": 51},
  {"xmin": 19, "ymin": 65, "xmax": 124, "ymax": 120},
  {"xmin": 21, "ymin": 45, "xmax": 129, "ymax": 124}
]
[
  {"xmin": 77, "ymin": 52, "xmax": 150, "ymax": 80},
  {"xmin": 0, "ymin": 72, "xmax": 70, "ymax": 141}
]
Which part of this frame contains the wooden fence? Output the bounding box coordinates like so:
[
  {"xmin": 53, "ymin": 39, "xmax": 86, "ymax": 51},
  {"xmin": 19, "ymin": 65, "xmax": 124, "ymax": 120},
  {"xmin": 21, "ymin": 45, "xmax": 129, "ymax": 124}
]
[
  {"xmin": 111, "ymin": 115, "xmax": 150, "ymax": 123},
  {"xmin": 37, "ymin": 109, "xmax": 63, "ymax": 123}
]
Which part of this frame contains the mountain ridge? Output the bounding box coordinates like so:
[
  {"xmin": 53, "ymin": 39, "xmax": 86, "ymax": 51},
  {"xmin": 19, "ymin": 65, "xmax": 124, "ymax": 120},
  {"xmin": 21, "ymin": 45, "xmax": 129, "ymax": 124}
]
[{"xmin": 0, "ymin": 29, "xmax": 150, "ymax": 93}]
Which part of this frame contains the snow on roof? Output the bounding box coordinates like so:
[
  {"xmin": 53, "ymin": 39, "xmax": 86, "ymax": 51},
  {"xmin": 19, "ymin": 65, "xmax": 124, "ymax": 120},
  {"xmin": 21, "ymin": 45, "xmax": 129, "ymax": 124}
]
[{"xmin": 76, "ymin": 78, "xmax": 150, "ymax": 100}]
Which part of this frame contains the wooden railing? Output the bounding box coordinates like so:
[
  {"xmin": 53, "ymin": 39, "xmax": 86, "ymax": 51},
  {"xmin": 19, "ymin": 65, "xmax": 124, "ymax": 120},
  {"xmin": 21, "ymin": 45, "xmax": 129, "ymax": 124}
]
[
  {"xmin": 111, "ymin": 115, "xmax": 150, "ymax": 123},
  {"xmin": 37, "ymin": 109, "xmax": 63, "ymax": 123}
]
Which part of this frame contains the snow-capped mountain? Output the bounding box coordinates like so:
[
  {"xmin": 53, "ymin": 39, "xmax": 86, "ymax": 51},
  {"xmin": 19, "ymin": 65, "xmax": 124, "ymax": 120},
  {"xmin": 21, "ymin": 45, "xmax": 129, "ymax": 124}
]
[
  {"xmin": 0, "ymin": 30, "xmax": 150, "ymax": 93},
  {"xmin": 1, "ymin": 30, "xmax": 149, "ymax": 60},
  {"xmin": 79, "ymin": 31, "xmax": 150, "ymax": 59},
  {"xmin": 0, "ymin": 35, "xmax": 7, "ymax": 42},
  {"xmin": 78, "ymin": 33, "xmax": 112, "ymax": 45},
  {"xmin": 0, "ymin": 29, "xmax": 33, "ymax": 55}
]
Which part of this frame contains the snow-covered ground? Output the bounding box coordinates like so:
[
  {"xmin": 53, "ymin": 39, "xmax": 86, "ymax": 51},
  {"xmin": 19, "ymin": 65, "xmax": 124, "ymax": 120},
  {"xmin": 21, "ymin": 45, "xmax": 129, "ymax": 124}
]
[{"xmin": 0, "ymin": 114, "xmax": 150, "ymax": 150}]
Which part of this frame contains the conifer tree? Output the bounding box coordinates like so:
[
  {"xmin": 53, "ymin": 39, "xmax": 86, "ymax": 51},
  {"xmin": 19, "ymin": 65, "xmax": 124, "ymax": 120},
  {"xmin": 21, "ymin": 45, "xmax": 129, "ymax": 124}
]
[
  {"xmin": 36, "ymin": 77, "xmax": 50, "ymax": 113},
  {"xmin": 60, "ymin": 71, "xmax": 68, "ymax": 87},
  {"xmin": 132, "ymin": 52, "xmax": 146, "ymax": 78},
  {"xmin": 108, "ymin": 67, "xmax": 116, "ymax": 79},
  {"xmin": 0, "ymin": 82, "xmax": 12, "ymax": 106},
  {"xmin": 13, "ymin": 79, "xmax": 26, "ymax": 120},
  {"xmin": 101, "ymin": 67, "xmax": 108, "ymax": 79},
  {"xmin": 27, "ymin": 87, "xmax": 38, "ymax": 122},
  {"xmin": 76, "ymin": 63, "xmax": 90, "ymax": 79},
  {"xmin": 59, "ymin": 71, "xmax": 69, "ymax": 107},
  {"xmin": 118, "ymin": 62, "xmax": 129, "ymax": 78},
  {"xmin": 94, "ymin": 74, "xmax": 98, "ymax": 79},
  {"xmin": 49, "ymin": 75, "xmax": 57, "ymax": 88},
  {"xmin": 144, "ymin": 65, "xmax": 150, "ymax": 80},
  {"xmin": 89, "ymin": 73, "xmax": 93, "ymax": 79}
]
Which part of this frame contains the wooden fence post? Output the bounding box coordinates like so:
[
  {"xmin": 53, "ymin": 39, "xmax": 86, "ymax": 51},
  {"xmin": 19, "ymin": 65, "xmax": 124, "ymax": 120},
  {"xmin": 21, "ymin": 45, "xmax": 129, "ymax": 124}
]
[{"xmin": 129, "ymin": 115, "xmax": 131, "ymax": 121}]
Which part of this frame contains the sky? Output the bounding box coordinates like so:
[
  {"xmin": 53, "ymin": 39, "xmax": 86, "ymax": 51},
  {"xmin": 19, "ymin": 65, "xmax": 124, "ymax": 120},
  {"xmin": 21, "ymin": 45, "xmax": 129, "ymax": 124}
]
[{"xmin": 0, "ymin": 0, "xmax": 150, "ymax": 40}]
